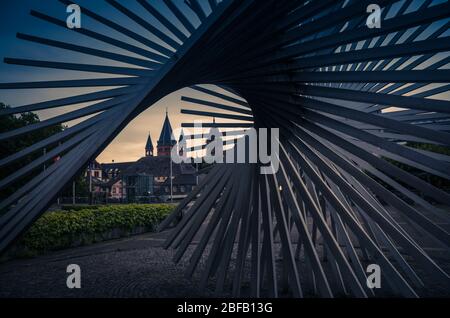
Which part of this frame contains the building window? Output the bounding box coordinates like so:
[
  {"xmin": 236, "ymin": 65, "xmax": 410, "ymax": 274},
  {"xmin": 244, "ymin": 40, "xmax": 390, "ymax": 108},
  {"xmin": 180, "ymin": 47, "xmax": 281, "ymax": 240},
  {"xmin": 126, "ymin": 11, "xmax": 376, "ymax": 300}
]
[
  {"xmin": 112, "ymin": 188, "xmax": 116, "ymax": 194},
  {"xmin": 181, "ymin": 186, "xmax": 186, "ymax": 193},
  {"xmin": 173, "ymin": 186, "xmax": 178, "ymax": 193},
  {"xmin": 94, "ymin": 171, "xmax": 99, "ymax": 178},
  {"xmin": 165, "ymin": 186, "xmax": 169, "ymax": 193}
]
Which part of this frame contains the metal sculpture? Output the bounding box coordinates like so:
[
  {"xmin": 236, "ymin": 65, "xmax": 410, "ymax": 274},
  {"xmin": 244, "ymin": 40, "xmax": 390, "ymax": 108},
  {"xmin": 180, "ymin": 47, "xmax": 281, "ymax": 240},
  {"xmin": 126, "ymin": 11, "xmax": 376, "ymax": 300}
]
[{"xmin": 0, "ymin": 0, "xmax": 449, "ymax": 297}]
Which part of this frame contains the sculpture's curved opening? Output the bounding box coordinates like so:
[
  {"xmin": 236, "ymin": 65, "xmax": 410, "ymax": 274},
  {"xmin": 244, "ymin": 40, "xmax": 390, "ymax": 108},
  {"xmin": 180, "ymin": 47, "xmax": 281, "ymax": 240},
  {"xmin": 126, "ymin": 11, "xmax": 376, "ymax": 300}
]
[{"xmin": 98, "ymin": 84, "xmax": 252, "ymax": 163}]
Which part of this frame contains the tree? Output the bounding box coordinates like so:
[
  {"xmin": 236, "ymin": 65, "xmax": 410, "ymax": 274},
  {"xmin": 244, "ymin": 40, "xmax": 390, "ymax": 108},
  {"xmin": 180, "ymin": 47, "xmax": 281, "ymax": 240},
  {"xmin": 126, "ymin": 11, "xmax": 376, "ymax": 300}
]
[
  {"xmin": 0, "ymin": 103, "xmax": 65, "ymax": 200},
  {"xmin": 60, "ymin": 174, "xmax": 90, "ymax": 198}
]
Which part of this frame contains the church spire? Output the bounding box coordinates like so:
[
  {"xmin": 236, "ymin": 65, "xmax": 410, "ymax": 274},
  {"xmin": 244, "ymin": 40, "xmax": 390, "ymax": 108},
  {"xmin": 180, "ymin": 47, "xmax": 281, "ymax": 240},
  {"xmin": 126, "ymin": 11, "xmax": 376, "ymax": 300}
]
[
  {"xmin": 145, "ymin": 132, "xmax": 154, "ymax": 157},
  {"xmin": 157, "ymin": 110, "xmax": 176, "ymax": 156}
]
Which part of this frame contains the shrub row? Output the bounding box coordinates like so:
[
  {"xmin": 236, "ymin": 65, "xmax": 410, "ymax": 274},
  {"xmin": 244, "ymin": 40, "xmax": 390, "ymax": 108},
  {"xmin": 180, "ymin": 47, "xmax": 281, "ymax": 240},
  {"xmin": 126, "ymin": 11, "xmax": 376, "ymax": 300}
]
[{"xmin": 18, "ymin": 204, "xmax": 174, "ymax": 254}]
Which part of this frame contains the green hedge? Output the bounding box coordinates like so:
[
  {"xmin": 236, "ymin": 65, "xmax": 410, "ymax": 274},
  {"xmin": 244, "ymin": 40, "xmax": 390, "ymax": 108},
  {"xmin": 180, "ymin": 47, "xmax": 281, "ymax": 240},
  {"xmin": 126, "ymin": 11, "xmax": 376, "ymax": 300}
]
[{"xmin": 19, "ymin": 204, "xmax": 174, "ymax": 253}]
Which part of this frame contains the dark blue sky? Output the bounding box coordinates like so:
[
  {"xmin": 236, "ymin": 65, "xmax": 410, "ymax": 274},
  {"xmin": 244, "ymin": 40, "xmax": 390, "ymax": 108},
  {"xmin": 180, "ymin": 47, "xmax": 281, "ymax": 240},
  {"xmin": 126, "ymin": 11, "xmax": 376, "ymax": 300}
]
[
  {"xmin": 0, "ymin": 0, "xmax": 207, "ymax": 106},
  {"xmin": 0, "ymin": 0, "xmax": 447, "ymax": 162},
  {"xmin": 0, "ymin": 1, "xmax": 233, "ymax": 162},
  {"xmin": 0, "ymin": 0, "xmax": 448, "ymax": 107},
  {"xmin": 0, "ymin": 1, "xmax": 219, "ymax": 162}
]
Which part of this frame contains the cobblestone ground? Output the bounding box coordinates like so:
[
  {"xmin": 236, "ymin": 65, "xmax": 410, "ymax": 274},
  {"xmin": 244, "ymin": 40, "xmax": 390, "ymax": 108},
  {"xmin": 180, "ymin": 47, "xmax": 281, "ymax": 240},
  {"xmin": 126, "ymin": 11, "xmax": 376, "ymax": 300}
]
[
  {"xmin": 0, "ymin": 220, "xmax": 449, "ymax": 298},
  {"xmin": 0, "ymin": 231, "xmax": 220, "ymax": 298}
]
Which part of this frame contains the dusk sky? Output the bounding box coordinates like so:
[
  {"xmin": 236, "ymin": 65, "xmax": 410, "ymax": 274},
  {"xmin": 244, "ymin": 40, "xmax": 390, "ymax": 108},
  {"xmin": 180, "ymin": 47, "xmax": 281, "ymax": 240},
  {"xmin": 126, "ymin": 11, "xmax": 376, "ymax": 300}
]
[
  {"xmin": 1, "ymin": 0, "xmax": 448, "ymax": 163},
  {"xmin": 0, "ymin": 0, "xmax": 245, "ymax": 163}
]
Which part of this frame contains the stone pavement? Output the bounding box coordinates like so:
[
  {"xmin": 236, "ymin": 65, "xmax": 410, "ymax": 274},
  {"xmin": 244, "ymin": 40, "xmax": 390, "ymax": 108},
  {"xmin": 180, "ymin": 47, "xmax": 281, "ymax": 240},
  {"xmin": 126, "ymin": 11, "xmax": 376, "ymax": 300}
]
[
  {"xmin": 0, "ymin": 213, "xmax": 449, "ymax": 298},
  {"xmin": 0, "ymin": 231, "xmax": 221, "ymax": 298}
]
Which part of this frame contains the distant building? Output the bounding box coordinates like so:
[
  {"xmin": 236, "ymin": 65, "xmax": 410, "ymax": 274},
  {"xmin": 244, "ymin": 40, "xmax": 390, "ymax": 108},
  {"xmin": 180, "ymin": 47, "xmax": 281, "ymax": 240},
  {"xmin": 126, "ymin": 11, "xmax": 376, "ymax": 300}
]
[
  {"xmin": 102, "ymin": 161, "xmax": 134, "ymax": 180},
  {"xmin": 85, "ymin": 161, "xmax": 106, "ymax": 195},
  {"xmin": 85, "ymin": 111, "xmax": 197, "ymax": 203},
  {"xmin": 86, "ymin": 161, "xmax": 103, "ymax": 180},
  {"xmin": 161, "ymin": 173, "xmax": 196, "ymax": 200},
  {"xmin": 122, "ymin": 155, "xmax": 196, "ymax": 202},
  {"xmin": 109, "ymin": 179, "xmax": 125, "ymax": 200}
]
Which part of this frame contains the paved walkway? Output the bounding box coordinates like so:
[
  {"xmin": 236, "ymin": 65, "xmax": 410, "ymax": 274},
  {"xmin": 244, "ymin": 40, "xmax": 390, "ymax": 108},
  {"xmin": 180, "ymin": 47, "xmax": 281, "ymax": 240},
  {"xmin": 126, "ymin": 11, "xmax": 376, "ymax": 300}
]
[{"xmin": 0, "ymin": 231, "xmax": 221, "ymax": 298}]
